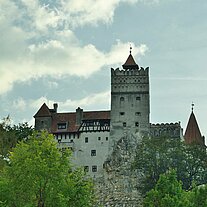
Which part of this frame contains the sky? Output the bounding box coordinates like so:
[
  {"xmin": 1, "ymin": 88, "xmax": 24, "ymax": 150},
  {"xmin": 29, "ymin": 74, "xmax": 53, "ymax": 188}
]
[{"xmin": 0, "ymin": 0, "xmax": 207, "ymax": 142}]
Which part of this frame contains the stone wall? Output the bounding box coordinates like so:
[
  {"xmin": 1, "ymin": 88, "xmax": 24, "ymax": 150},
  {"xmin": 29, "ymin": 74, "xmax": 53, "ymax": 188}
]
[{"xmin": 95, "ymin": 132, "xmax": 143, "ymax": 207}]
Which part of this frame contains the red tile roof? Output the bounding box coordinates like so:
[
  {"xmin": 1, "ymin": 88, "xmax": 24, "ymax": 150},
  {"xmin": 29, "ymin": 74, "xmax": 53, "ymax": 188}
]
[
  {"xmin": 51, "ymin": 110, "xmax": 110, "ymax": 133},
  {"xmin": 184, "ymin": 111, "xmax": 205, "ymax": 146},
  {"xmin": 122, "ymin": 54, "xmax": 139, "ymax": 69},
  {"xmin": 34, "ymin": 103, "xmax": 51, "ymax": 117}
]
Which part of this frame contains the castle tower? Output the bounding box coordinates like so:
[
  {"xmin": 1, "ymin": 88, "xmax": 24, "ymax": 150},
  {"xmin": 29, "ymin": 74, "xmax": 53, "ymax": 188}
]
[
  {"xmin": 184, "ymin": 104, "xmax": 205, "ymax": 146},
  {"xmin": 110, "ymin": 49, "xmax": 150, "ymax": 149}
]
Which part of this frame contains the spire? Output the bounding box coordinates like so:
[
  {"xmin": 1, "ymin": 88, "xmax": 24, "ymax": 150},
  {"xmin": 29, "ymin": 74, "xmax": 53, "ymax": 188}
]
[
  {"xmin": 184, "ymin": 104, "xmax": 205, "ymax": 146},
  {"xmin": 122, "ymin": 45, "xmax": 139, "ymax": 70},
  {"xmin": 191, "ymin": 102, "xmax": 194, "ymax": 112}
]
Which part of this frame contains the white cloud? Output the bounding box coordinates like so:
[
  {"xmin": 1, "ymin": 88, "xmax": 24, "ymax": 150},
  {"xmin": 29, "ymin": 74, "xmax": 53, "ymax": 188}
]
[
  {"xmin": 0, "ymin": 33, "xmax": 148, "ymax": 95},
  {"xmin": 0, "ymin": 0, "xmax": 150, "ymax": 95},
  {"xmin": 27, "ymin": 90, "xmax": 110, "ymax": 113},
  {"xmin": 61, "ymin": 0, "xmax": 159, "ymax": 27},
  {"xmin": 60, "ymin": 90, "xmax": 110, "ymax": 110},
  {"xmin": 12, "ymin": 98, "xmax": 26, "ymax": 111}
]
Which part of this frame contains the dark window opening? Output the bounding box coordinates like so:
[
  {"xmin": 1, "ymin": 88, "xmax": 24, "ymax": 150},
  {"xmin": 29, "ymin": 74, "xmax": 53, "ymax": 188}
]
[
  {"xmin": 85, "ymin": 137, "xmax": 88, "ymax": 143},
  {"xmin": 92, "ymin": 165, "xmax": 97, "ymax": 172},
  {"xmin": 91, "ymin": 150, "xmax": 96, "ymax": 156},
  {"xmin": 136, "ymin": 97, "xmax": 141, "ymax": 101},
  {"xmin": 123, "ymin": 122, "xmax": 126, "ymax": 127},
  {"xmin": 135, "ymin": 112, "xmax": 141, "ymax": 116},
  {"xmin": 57, "ymin": 123, "xmax": 67, "ymax": 129},
  {"xmin": 106, "ymin": 137, "xmax": 108, "ymax": 141},
  {"xmin": 120, "ymin": 97, "xmax": 124, "ymax": 101},
  {"xmin": 135, "ymin": 122, "xmax": 139, "ymax": 127},
  {"xmin": 84, "ymin": 166, "xmax": 89, "ymax": 172},
  {"xmin": 98, "ymin": 137, "xmax": 101, "ymax": 141},
  {"xmin": 120, "ymin": 112, "xmax": 125, "ymax": 116}
]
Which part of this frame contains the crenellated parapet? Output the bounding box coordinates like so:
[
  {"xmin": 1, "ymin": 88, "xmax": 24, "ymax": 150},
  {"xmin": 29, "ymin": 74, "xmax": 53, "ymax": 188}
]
[
  {"xmin": 111, "ymin": 67, "xmax": 149, "ymax": 76},
  {"xmin": 150, "ymin": 122, "xmax": 183, "ymax": 138}
]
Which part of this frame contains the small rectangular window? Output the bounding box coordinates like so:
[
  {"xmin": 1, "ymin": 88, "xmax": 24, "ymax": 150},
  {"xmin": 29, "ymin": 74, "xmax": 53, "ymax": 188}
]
[
  {"xmin": 57, "ymin": 123, "xmax": 67, "ymax": 129},
  {"xmin": 98, "ymin": 137, "xmax": 101, "ymax": 141},
  {"xmin": 135, "ymin": 112, "xmax": 141, "ymax": 116},
  {"xmin": 92, "ymin": 165, "xmax": 97, "ymax": 172},
  {"xmin": 123, "ymin": 122, "xmax": 126, "ymax": 127},
  {"xmin": 135, "ymin": 122, "xmax": 139, "ymax": 127},
  {"xmin": 120, "ymin": 112, "xmax": 125, "ymax": 116},
  {"xmin": 136, "ymin": 96, "xmax": 141, "ymax": 101},
  {"xmin": 91, "ymin": 150, "xmax": 96, "ymax": 156},
  {"xmin": 106, "ymin": 137, "xmax": 108, "ymax": 141},
  {"xmin": 85, "ymin": 137, "xmax": 88, "ymax": 143},
  {"xmin": 84, "ymin": 166, "xmax": 89, "ymax": 172}
]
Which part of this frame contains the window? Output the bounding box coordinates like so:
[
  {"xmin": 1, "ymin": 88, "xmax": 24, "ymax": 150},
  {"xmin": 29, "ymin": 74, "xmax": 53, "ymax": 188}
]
[
  {"xmin": 136, "ymin": 96, "xmax": 141, "ymax": 101},
  {"xmin": 120, "ymin": 97, "xmax": 124, "ymax": 101},
  {"xmin": 98, "ymin": 137, "xmax": 101, "ymax": 141},
  {"xmin": 92, "ymin": 165, "xmax": 97, "ymax": 172},
  {"xmin": 57, "ymin": 123, "xmax": 67, "ymax": 129},
  {"xmin": 91, "ymin": 150, "xmax": 96, "ymax": 156},
  {"xmin": 135, "ymin": 112, "xmax": 141, "ymax": 116},
  {"xmin": 135, "ymin": 122, "xmax": 139, "ymax": 127},
  {"xmin": 123, "ymin": 122, "xmax": 126, "ymax": 127},
  {"xmin": 85, "ymin": 137, "xmax": 88, "ymax": 143},
  {"xmin": 84, "ymin": 166, "xmax": 89, "ymax": 172},
  {"xmin": 106, "ymin": 137, "xmax": 108, "ymax": 141},
  {"xmin": 120, "ymin": 112, "xmax": 125, "ymax": 116}
]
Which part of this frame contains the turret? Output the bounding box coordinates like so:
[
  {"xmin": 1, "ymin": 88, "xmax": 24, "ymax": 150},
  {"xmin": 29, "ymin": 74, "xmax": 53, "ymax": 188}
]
[
  {"xmin": 109, "ymin": 48, "xmax": 150, "ymax": 151},
  {"xmin": 184, "ymin": 104, "xmax": 205, "ymax": 146}
]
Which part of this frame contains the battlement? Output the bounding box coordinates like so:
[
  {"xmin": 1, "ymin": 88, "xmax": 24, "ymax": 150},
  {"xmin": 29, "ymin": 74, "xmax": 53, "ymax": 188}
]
[
  {"xmin": 111, "ymin": 67, "xmax": 149, "ymax": 76},
  {"xmin": 150, "ymin": 122, "xmax": 183, "ymax": 138},
  {"xmin": 150, "ymin": 122, "xmax": 181, "ymax": 128}
]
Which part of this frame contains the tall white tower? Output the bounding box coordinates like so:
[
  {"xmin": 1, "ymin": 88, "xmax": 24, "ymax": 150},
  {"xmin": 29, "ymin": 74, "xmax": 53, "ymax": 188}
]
[{"xmin": 110, "ymin": 50, "xmax": 150, "ymax": 149}]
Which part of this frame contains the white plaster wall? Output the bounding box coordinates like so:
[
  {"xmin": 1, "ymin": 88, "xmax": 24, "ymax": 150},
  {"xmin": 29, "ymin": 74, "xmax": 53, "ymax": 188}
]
[{"xmin": 73, "ymin": 131, "xmax": 110, "ymax": 177}]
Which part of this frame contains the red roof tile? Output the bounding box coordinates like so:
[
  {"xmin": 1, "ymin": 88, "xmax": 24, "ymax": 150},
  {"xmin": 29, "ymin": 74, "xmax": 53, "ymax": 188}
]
[
  {"xmin": 122, "ymin": 54, "xmax": 139, "ymax": 69},
  {"xmin": 51, "ymin": 110, "xmax": 110, "ymax": 133},
  {"xmin": 184, "ymin": 112, "xmax": 205, "ymax": 145},
  {"xmin": 34, "ymin": 103, "xmax": 51, "ymax": 117},
  {"xmin": 83, "ymin": 111, "xmax": 110, "ymax": 120}
]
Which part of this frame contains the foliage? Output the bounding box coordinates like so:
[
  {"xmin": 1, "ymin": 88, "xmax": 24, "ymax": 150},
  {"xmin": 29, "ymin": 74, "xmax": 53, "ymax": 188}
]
[
  {"xmin": 143, "ymin": 170, "xmax": 191, "ymax": 207},
  {"xmin": 133, "ymin": 136, "xmax": 207, "ymax": 194},
  {"xmin": 144, "ymin": 170, "xmax": 207, "ymax": 207},
  {"xmin": 0, "ymin": 117, "xmax": 34, "ymax": 171},
  {"xmin": 190, "ymin": 185, "xmax": 207, "ymax": 207},
  {"xmin": 0, "ymin": 131, "xmax": 95, "ymax": 207}
]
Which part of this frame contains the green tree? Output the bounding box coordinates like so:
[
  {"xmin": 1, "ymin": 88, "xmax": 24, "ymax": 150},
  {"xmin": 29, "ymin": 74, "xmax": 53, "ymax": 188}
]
[
  {"xmin": 0, "ymin": 118, "xmax": 34, "ymax": 171},
  {"xmin": 190, "ymin": 185, "xmax": 207, "ymax": 207},
  {"xmin": 0, "ymin": 131, "xmax": 95, "ymax": 207},
  {"xmin": 133, "ymin": 136, "xmax": 207, "ymax": 194},
  {"xmin": 143, "ymin": 170, "xmax": 191, "ymax": 207}
]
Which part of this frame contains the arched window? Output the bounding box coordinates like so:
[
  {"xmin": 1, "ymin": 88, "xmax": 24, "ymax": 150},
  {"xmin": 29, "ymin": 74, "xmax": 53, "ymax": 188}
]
[{"xmin": 120, "ymin": 97, "xmax": 124, "ymax": 102}]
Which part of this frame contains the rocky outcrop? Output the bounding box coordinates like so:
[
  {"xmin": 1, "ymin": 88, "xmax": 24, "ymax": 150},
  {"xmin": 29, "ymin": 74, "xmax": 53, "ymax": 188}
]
[{"xmin": 95, "ymin": 132, "xmax": 143, "ymax": 207}]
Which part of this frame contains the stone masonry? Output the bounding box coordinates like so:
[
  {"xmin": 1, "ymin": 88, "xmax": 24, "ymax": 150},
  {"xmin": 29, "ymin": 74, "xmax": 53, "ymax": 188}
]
[{"xmin": 95, "ymin": 131, "xmax": 143, "ymax": 207}]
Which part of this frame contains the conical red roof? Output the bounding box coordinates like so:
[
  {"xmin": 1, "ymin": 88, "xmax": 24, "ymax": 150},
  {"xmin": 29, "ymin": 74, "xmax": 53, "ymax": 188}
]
[
  {"xmin": 34, "ymin": 103, "xmax": 51, "ymax": 117},
  {"xmin": 184, "ymin": 111, "xmax": 205, "ymax": 145},
  {"xmin": 122, "ymin": 54, "xmax": 139, "ymax": 69}
]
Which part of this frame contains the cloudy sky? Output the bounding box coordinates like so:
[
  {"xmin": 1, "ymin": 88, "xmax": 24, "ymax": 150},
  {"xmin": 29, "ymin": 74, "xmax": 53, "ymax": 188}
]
[{"xmin": 0, "ymin": 0, "xmax": 207, "ymax": 141}]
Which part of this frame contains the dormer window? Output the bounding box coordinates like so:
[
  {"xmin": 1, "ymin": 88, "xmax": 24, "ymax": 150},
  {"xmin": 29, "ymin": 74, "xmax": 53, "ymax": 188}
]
[{"xmin": 57, "ymin": 123, "xmax": 67, "ymax": 130}]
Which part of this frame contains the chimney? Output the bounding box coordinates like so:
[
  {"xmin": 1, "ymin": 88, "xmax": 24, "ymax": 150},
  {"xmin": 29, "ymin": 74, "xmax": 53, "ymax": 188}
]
[
  {"xmin": 76, "ymin": 107, "xmax": 83, "ymax": 125},
  {"xmin": 53, "ymin": 103, "xmax": 58, "ymax": 113}
]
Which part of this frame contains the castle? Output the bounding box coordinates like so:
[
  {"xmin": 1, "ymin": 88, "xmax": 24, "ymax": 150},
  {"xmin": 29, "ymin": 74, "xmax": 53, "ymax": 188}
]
[{"xmin": 34, "ymin": 50, "xmax": 205, "ymax": 177}]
